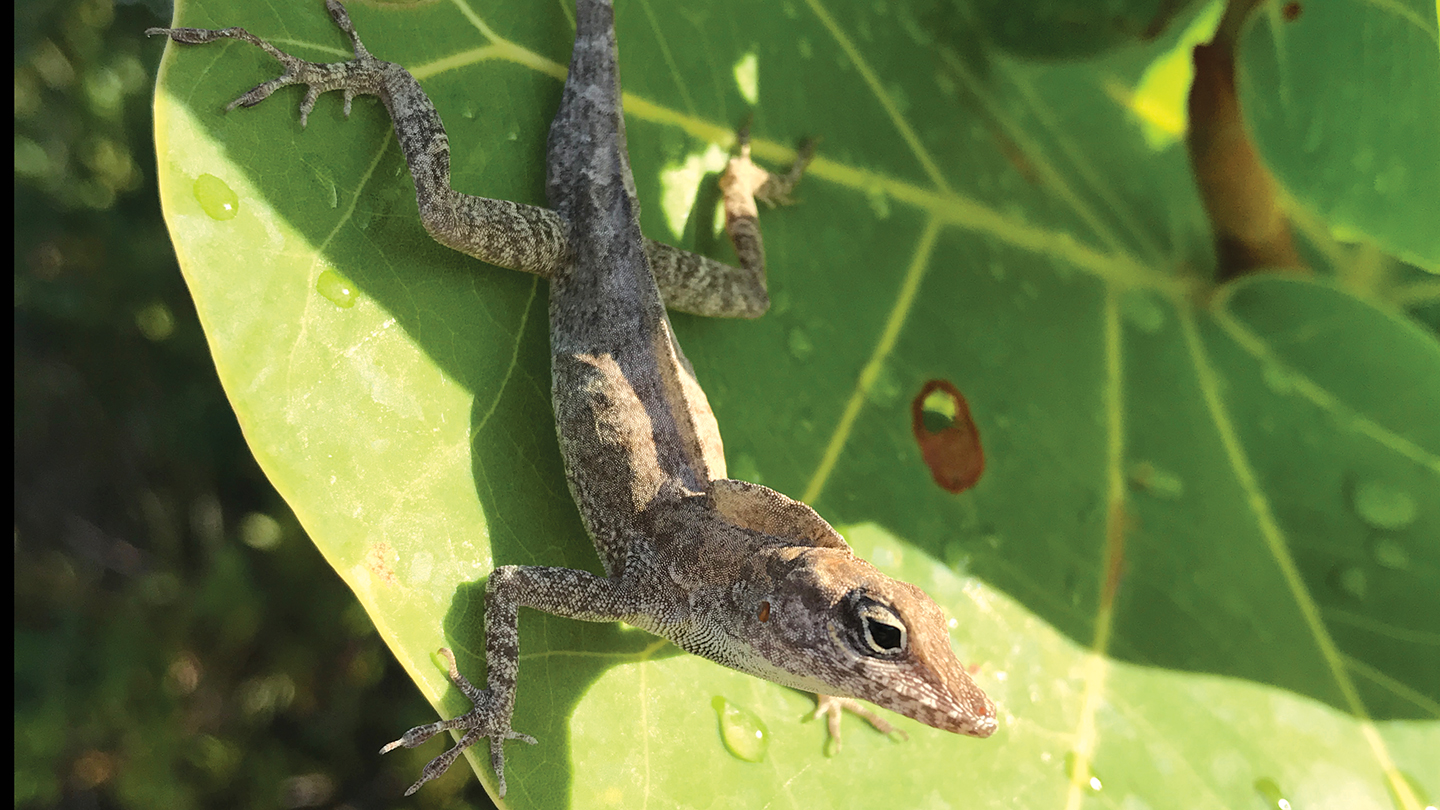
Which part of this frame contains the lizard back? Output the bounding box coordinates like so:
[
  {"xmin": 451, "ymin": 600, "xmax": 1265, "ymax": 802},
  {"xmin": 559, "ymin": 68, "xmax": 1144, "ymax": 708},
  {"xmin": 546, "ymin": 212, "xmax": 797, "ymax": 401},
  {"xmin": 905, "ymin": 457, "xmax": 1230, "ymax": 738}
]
[{"xmin": 544, "ymin": 0, "xmax": 727, "ymax": 574}]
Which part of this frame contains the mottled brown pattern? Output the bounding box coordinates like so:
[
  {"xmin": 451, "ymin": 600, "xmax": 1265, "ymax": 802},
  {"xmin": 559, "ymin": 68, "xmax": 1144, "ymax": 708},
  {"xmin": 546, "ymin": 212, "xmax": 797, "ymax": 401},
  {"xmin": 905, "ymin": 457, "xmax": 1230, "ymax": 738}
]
[{"xmin": 151, "ymin": 0, "xmax": 995, "ymax": 798}]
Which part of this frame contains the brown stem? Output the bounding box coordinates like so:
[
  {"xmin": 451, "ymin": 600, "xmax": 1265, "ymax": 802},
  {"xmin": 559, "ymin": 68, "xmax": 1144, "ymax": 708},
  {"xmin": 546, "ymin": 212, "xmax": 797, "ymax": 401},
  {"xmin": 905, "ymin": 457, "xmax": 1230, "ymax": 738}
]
[{"xmin": 1186, "ymin": 0, "xmax": 1305, "ymax": 281}]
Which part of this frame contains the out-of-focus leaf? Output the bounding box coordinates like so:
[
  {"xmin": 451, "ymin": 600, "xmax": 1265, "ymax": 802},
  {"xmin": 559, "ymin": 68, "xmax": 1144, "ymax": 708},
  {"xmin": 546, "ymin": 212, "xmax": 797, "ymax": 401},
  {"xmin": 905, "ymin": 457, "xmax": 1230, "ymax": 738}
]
[{"xmin": 1239, "ymin": 0, "xmax": 1440, "ymax": 270}]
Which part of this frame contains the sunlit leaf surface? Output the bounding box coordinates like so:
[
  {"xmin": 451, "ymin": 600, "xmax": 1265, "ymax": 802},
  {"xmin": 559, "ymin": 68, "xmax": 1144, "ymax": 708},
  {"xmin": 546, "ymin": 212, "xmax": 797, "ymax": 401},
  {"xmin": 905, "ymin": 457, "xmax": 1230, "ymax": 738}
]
[{"xmin": 152, "ymin": 0, "xmax": 1440, "ymax": 806}]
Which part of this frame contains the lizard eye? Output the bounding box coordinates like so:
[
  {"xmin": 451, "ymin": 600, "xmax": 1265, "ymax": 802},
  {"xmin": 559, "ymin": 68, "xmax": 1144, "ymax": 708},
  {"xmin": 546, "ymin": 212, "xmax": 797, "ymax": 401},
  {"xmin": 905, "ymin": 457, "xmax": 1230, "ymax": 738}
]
[{"xmin": 851, "ymin": 598, "xmax": 907, "ymax": 657}]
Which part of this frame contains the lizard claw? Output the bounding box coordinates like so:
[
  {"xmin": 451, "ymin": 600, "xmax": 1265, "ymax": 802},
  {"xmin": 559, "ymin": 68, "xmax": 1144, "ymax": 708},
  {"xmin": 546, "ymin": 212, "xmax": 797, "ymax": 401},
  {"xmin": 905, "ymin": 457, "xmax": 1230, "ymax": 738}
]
[
  {"xmin": 381, "ymin": 701, "xmax": 536, "ymax": 797},
  {"xmin": 379, "ymin": 648, "xmax": 535, "ymax": 797},
  {"xmin": 147, "ymin": 1, "xmax": 388, "ymax": 128},
  {"xmin": 810, "ymin": 695, "xmax": 907, "ymax": 757}
]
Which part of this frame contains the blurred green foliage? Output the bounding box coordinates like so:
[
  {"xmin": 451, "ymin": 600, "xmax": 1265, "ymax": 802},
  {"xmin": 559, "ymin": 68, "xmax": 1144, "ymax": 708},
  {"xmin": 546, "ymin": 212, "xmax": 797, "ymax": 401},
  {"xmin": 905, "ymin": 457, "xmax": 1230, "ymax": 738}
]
[{"xmin": 13, "ymin": 0, "xmax": 493, "ymax": 806}]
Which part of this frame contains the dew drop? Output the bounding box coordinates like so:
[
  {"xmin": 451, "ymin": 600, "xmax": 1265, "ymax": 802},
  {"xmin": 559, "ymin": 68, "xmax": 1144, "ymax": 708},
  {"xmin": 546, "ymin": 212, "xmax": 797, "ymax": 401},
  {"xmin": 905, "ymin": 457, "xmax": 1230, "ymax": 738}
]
[
  {"xmin": 1254, "ymin": 777, "xmax": 1293, "ymax": 810},
  {"xmin": 788, "ymin": 328, "xmax": 814, "ymax": 360},
  {"xmin": 192, "ymin": 173, "xmax": 238, "ymax": 220},
  {"xmin": 944, "ymin": 540, "xmax": 970, "ymax": 571},
  {"xmin": 1329, "ymin": 564, "xmax": 1368, "ymax": 600},
  {"xmin": 1370, "ymin": 537, "xmax": 1411, "ymax": 570},
  {"xmin": 864, "ymin": 365, "xmax": 901, "ymax": 406},
  {"xmin": 1063, "ymin": 752, "xmax": 1104, "ymax": 792},
  {"xmin": 711, "ymin": 696, "xmax": 768, "ymax": 762},
  {"xmin": 1352, "ymin": 480, "xmax": 1417, "ymax": 530},
  {"xmin": 316, "ymin": 269, "xmax": 357, "ymax": 309}
]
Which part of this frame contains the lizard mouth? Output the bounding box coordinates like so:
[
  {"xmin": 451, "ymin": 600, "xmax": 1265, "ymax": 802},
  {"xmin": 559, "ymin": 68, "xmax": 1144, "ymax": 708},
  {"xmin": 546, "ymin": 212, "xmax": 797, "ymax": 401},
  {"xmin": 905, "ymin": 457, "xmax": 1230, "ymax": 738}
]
[
  {"xmin": 890, "ymin": 638, "xmax": 998, "ymax": 737},
  {"xmin": 905, "ymin": 680, "xmax": 997, "ymax": 737},
  {"xmin": 955, "ymin": 693, "xmax": 999, "ymax": 737}
]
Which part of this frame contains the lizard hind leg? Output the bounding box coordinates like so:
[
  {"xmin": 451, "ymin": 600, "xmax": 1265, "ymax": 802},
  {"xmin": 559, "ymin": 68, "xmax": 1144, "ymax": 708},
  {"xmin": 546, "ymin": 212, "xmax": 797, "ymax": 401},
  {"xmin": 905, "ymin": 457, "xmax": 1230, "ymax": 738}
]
[
  {"xmin": 146, "ymin": 0, "xmax": 386, "ymax": 127},
  {"xmin": 717, "ymin": 125, "xmax": 817, "ymax": 278},
  {"xmin": 647, "ymin": 127, "xmax": 817, "ymax": 320}
]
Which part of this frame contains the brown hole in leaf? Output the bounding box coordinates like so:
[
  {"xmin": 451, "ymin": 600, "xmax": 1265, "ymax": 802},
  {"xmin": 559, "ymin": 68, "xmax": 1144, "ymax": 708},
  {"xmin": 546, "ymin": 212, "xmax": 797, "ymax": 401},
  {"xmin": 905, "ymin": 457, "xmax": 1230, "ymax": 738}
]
[
  {"xmin": 1281, "ymin": 1, "xmax": 1302, "ymax": 21},
  {"xmin": 757, "ymin": 601, "xmax": 770, "ymax": 622},
  {"xmin": 911, "ymin": 380, "xmax": 984, "ymax": 494}
]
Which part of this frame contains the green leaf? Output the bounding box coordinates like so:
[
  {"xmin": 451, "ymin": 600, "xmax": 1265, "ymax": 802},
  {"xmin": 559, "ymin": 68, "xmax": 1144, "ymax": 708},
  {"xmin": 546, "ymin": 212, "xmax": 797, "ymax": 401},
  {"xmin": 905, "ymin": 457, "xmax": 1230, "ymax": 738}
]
[
  {"xmin": 1239, "ymin": 0, "xmax": 1440, "ymax": 270},
  {"xmin": 151, "ymin": 0, "xmax": 1440, "ymax": 807}
]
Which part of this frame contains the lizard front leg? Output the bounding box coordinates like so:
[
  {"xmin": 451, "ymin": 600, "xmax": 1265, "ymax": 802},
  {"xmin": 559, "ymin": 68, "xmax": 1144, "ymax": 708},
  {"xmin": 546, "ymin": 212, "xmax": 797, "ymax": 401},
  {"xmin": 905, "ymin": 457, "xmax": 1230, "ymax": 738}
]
[
  {"xmin": 150, "ymin": 2, "xmax": 813, "ymax": 321},
  {"xmin": 381, "ymin": 565, "xmax": 654, "ymax": 797},
  {"xmin": 149, "ymin": 0, "xmax": 572, "ymax": 277}
]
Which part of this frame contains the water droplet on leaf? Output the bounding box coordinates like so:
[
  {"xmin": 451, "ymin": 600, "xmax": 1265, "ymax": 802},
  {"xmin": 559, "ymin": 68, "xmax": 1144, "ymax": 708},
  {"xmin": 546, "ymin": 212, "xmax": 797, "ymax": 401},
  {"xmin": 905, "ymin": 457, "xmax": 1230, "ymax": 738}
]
[
  {"xmin": 1351, "ymin": 480, "xmax": 1416, "ymax": 530},
  {"xmin": 864, "ymin": 365, "xmax": 901, "ymax": 406},
  {"xmin": 1329, "ymin": 565, "xmax": 1368, "ymax": 600},
  {"xmin": 193, "ymin": 173, "xmax": 238, "ymax": 220},
  {"xmin": 1254, "ymin": 777, "xmax": 1293, "ymax": 810},
  {"xmin": 1064, "ymin": 752, "xmax": 1103, "ymax": 792},
  {"xmin": 1370, "ymin": 537, "xmax": 1410, "ymax": 570},
  {"xmin": 316, "ymin": 269, "xmax": 357, "ymax": 308},
  {"xmin": 788, "ymin": 328, "xmax": 814, "ymax": 360},
  {"xmin": 712, "ymin": 696, "xmax": 768, "ymax": 762}
]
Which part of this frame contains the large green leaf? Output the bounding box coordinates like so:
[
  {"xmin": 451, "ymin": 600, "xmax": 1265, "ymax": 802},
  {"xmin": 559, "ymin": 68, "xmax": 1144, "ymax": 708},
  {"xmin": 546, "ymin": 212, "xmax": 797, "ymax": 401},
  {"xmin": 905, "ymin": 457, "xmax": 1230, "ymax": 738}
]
[{"xmin": 151, "ymin": 0, "xmax": 1440, "ymax": 807}]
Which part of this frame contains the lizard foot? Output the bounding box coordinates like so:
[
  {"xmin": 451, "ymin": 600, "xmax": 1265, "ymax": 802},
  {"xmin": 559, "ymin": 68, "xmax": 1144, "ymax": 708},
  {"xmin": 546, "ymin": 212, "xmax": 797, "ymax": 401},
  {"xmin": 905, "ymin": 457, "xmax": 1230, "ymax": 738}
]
[
  {"xmin": 146, "ymin": 0, "xmax": 390, "ymax": 127},
  {"xmin": 810, "ymin": 694, "xmax": 908, "ymax": 757},
  {"xmin": 379, "ymin": 648, "xmax": 537, "ymax": 797},
  {"xmin": 721, "ymin": 122, "xmax": 817, "ymax": 209}
]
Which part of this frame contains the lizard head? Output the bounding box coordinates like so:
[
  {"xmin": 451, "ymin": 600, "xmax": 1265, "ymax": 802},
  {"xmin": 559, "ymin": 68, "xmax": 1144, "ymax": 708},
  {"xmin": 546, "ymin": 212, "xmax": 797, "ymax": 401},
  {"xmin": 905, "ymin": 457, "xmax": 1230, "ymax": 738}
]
[
  {"xmin": 705, "ymin": 480, "xmax": 997, "ymax": 738},
  {"xmin": 755, "ymin": 546, "xmax": 998, "ymax": 738}
]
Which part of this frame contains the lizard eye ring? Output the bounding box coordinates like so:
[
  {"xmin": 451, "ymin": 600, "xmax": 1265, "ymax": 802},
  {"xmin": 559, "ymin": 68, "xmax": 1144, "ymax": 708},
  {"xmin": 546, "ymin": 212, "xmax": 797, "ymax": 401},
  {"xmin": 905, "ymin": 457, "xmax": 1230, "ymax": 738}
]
[{"xmin": 852, "ymin": 598, "xmax": 908, "ymax": 657}]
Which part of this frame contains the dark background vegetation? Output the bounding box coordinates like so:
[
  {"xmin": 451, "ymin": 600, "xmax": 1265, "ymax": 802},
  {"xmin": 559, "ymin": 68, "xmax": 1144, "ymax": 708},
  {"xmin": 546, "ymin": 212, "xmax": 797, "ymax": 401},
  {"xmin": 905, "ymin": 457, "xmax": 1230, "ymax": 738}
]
[{"xmin": 14, "ymin": 0, "xmax": 494, "ymax": 806}]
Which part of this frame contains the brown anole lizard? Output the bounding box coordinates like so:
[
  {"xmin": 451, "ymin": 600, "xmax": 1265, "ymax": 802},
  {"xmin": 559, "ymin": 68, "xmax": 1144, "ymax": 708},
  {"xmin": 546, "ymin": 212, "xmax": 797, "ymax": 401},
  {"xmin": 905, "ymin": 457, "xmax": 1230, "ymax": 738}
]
[{"xmin": 149, "ymin": 0, "xmax": 997, "ymax": 796}]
